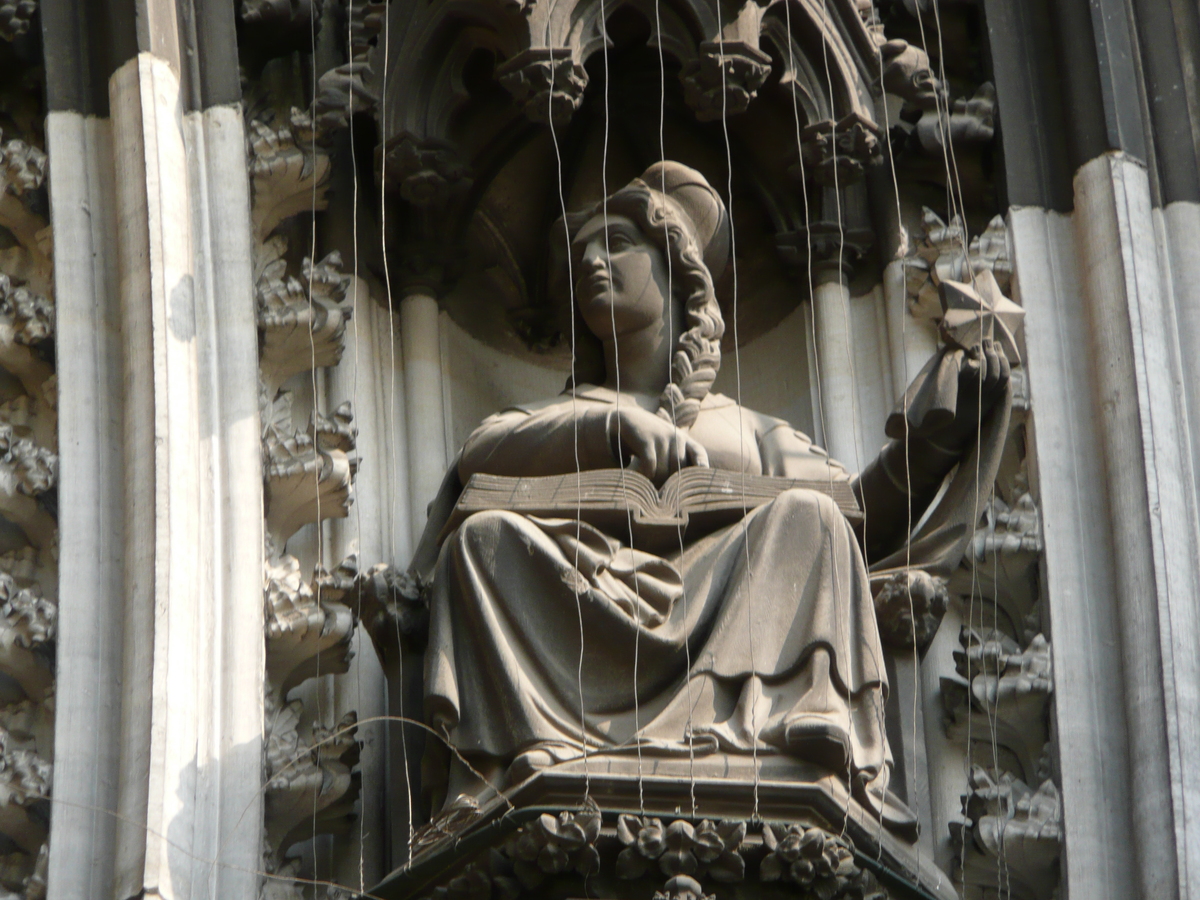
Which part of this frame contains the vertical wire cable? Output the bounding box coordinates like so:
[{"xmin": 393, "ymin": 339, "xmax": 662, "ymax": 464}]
[
  {"xmin": 592, "ymin": 0, "xmax": 649, "ymax": 817},
  {"xmin": 376, "ymin": 0, "xmax": 416, "ymax": 863},
  {"xmin": 866, "ymin": 0, "xmax": 920, "ymax": 865},
  {"xmin": 782, "ymin": 1, "xmax": 848, "ymax": 832},
  {"xmin": 714, "ymin": 25, "xmax": 760, "ymax": 824},
  {"xmin": 308, "ymin": 0, "xmax": 325, "ymax": 873},
  {"xmin": 814, "ymin": 0, "xmax": 865, "ymax": 837},
  {"xmin": 915, "ymin": 3, "xmax": 999, "ymax": 891},
  {"xmin": 544, "ymin": 25, "xmax": 592, "ymax": 802},
  {"xmin": 346, "ymin": 2, "xmax": 368, "ymax": 889},
  {"xmin": 654, "ymin": 0, "xmax": 698, "ymax": 819}
]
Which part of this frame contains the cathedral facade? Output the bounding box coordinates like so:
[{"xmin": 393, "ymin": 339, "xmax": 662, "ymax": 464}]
[{"xmin": 0, "ymin": 0, "xmax": 1194, "ymax": 897}]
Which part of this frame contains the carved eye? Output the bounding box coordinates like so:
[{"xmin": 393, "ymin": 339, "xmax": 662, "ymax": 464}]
[{"xmin": 609, "ymin": 232, "xmax": 634, "ymax": 251}]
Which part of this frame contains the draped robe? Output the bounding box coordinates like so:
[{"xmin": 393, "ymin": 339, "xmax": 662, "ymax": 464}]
[{"xmin": 424, "ymin": 385, "xmax": 896, "ymax": 805}]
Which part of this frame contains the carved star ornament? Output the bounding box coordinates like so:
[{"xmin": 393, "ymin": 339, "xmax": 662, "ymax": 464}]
[{"xmin": 937, "ymin": 268, "xmax": 1025, "ymax": 365}]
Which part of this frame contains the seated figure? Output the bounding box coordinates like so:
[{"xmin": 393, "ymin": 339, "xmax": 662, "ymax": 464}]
[{"xmin": 418, "ymin": 161, "xmax": 1010, "ymax": 834}]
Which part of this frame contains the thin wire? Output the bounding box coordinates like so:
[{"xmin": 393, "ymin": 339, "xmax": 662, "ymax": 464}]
[
  {"xmin": 912, "ymin": 2, "xmax": 999, "ymax": 891},
  {"xmin": 594, "ymin": 0, "xmax": 649, "ymax": 816},
  {"xmin": 544, "ymin": 28, "xmax": 592, "ymax": 801},
  {"xmin": 307, "ymin": 0, "xmax": 325, "ymax": 877},
  {"xmin": 376, "ymin": 0, "xmax": 416, "ymax": 863},
  {"xmin": 783, "ymin": 1, "xmax": 848, "ymax": 834},
  {"xmin": 346, "ymin": 1, "xmax": 368, "ymax": 889},
  {"xmin": 655, "ymin": 0, "xmax": 697, "ymax": 819},
  {"xmin": 866, "ymin": 0, "xmax": 921, "ymax": 874},
  {"xmin": 713, "ymin": 27, "xmax": 760, "ymax": 823},
  {"xmin": 814, "ymin": 0, "xmax": 864, "ymax": 839}
]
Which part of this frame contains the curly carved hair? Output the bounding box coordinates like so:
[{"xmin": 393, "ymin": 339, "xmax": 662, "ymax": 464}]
[{"xmin": 552, "ymin": 178, "xmax": 725, "ymax": 429}]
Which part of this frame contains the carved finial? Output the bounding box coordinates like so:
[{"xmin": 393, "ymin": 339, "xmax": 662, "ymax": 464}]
[
  {"xmin": 380, "ymin": 133, "xmax": 472, "ymax": 207},
  {"xmin": 498, "ymin": 49, "xmax": 589, "ymax": 127},
  {"xmin": 797, "ymin": 112, "xmax": 883, "ymax": 186},
  {"xmin": 680, "ymin": 42, "xmax": 772, "ymax": 122}
]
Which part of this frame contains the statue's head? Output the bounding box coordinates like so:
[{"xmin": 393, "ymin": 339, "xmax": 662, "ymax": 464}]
[{"xmin": 554, "ymin": 161, "xmax": 728, "ymax": 427}]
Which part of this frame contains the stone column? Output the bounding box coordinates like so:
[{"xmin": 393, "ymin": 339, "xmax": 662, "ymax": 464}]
[
  {"xmin": 1072, "ymin": 153, "xmax": 1200, "ymax": 900},
  {"xmin": 45, "ymin": 111, "xmax": 123, "ymax": 900},
  {"xmin": 811, "ymin": 273, "xmax": 860, "ymax": 465},
  {"xmin": 400, "ymin": 286, "xmax": 448, "ymax": 542},
  {"xmin": 45, "ymin": 25, "xmax": 264, "ymax": 898}
]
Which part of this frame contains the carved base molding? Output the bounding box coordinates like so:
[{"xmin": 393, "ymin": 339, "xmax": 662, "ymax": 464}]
[{"xmin": 373, "ymin": 763, "xmax": 957, "ymax": 900}]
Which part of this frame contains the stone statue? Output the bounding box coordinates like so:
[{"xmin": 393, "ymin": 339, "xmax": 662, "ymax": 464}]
[{"xmin": 415, "ymin": 161, "xmax": 1010, "ymax": 835}]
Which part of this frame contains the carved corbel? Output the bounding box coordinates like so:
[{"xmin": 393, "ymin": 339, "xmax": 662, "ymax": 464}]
[
  {"xmin": 264, "ymin": 553, "xmax": 356, "ymax": 699},
  {"xmin": 263, "ymin": 696, "xmax": 359, "ymax": 859},
  {"xmin": 877, "ymin": 39, "xmax": 940, "ymax": 111},
  {"xmin": 797, "ymin": 113, "xmax": 882, "ymax": 186},
  {"xmin": 240, "ymin": 0, "xmax": 323, "ymax": 29},
  {"xmin": 0, "ymin": 727, "xmax": 50, "ymax": 857},
  {"xmin": 380, "ymin": 133, "xmax": 472, "ymax": 208},
  {"xmin": 497, "ymin": 49, "xmax": 589, "ymax": 127},
  {"xmin": 954, "ymin": 767, "xmax": 1061, "ymax": 900},
  {"xmin": 0, "ymin": 572, "xmax": 54, "ymax": 704},
  {"xmin": 263, "ymin": 400, "xmax": 358, "ymax": 546},
  {"xmin": 775, "ymin": 221, "xmax": 874, "ymax": 281},
  {"xmin": 943, "ymin": 628, "xmax": 1052, "ymax": 783},
  {"xmin": 257, "ymin": 245, "xmax": 354, "ymax": 397},
  {"xmin": 247, "ymin": 116, "xmax": 333, "ymax": 244},
  {"xmin": 916, "ymin": 83, "xmax": 997, "ymax": 154},
  {"xmin": 679, "ymin": 42, "xmax": 773, "ymax": 122},
  {"xmin": 871, "ymin": 568, "xmax": 949, "ymax": 653},
  {"xmin": 0, "ymin": 426, "xmax": 56, "ymax": 553}
]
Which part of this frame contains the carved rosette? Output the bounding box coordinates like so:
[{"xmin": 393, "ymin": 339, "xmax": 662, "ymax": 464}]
[
  {"xmin": 498, "ymin": 49, "xmax": 589, "ymax": 127},
  {"xmin": 0, "ymin": 108, "xmax": 56, "ymax": 900},
  {"xmin": 797, "ymin": 113, "xmax": 882, "ymax": 186},
  {"xmin": 679, "ymin": 42, "xmax": 773, "ymax": 122},
  {"xmin": 0, "ymin": 1, "xmax": 36, "ymax": 43},
  {"xmin": 380, "ymin": 134, "xmax": 472, "ymax": 208}
]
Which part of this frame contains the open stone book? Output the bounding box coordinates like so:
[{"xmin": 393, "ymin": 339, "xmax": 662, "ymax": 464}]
[{"xmin": 444, "ymin": 468, "xmax": 863, "ymax": 543}]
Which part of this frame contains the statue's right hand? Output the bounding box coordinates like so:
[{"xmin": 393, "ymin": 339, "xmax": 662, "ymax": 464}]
[{"xmin": 595, "ymin": 405, "xmax": 708, "ymax": 484}]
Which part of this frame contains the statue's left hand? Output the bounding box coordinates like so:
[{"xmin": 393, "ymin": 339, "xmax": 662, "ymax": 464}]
[{"xmin": 916, "ymin": 337, "xmax": 1010, "ymax": 448}]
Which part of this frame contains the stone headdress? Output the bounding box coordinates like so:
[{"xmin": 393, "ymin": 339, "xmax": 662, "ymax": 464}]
[{"xmin": 554, "ymin": 161, "xmax": 728, "ymax": 428}]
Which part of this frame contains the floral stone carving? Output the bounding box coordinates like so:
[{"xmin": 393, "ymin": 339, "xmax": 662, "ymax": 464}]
[
  {"xmin": 497, "ymin": 50, "xmax": 589, "ymax": 127},
  {"xmin": 680, "ymin": 42, "xmax": 773, "ymax": 122},
  {"xmin": 380, "ymin": 134, "xmax": 471, "ymax": 208},
  {"xmin": 760, "ymin": 823, "xmax": 886, "ymax": 900},
  {"xmin": 505, "ymin": 801, "xmax": 601, "ymax": 888},
  {"xmin": 798, "ymin": 113, "xmax": 882, "ymax": 185},
  {"xmin": 616, "ymin": 816, "xmax": 746, "ymax": 883}
]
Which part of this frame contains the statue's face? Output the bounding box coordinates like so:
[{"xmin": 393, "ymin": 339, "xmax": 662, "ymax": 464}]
[{"xmin": 573, "ymin": 212, "xmax": 672, "ymax": 341}]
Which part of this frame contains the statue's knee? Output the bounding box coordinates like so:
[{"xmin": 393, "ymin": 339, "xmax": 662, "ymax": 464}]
[
  {"xmin": 451, "ymin": 509, "xmax": 525, "ymax": 556},
  {"xmin": 774, "ymin": 487, "xmax": 839, "ymax": 517}
]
